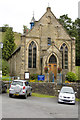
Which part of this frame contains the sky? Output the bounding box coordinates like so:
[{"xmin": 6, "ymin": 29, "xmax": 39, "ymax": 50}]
[{"xmin": 0, "ymin": 0, "xmax": 80, "ymax": 33}]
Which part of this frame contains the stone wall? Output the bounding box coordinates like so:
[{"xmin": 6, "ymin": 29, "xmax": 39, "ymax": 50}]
[
  {"xmin": 30, "ymin": 82, "xmax": 80, "ymax": 98},
  {"xmin": 5, "ymin": 81, "xmax": 80, "ymax": 98}
]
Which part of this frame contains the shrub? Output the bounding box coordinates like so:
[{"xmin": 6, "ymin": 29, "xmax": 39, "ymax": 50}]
[
  {"xmin": 58, "ymin": 67, "xmax": 62, "ymax": 73},
  {"xmin": 30, "ymin": 73, "xmax": 38, "ymax": 80},
  {"xmin": 66, "ymin": 72, "xmax": 77, "ymax": 82},
  {"xmin": 44, "ymin": 66, "xmax": 48, "ymax": 73}
]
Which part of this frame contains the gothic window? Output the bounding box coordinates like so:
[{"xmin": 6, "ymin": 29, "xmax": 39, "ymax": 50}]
[
  {"xmin": 48, "ymin": 37, "xmax": 51, "ymax": 45},
  {"xmin": 49, "ymin": 54, "xmax": 57, "ymax": 63},
  {"xmin": 60, "ymin": 43, "xmax": 68, "ymax": 69},
  {"xmin": 28, "ymin": 41, "xmax": 37, "ymax": 68}
]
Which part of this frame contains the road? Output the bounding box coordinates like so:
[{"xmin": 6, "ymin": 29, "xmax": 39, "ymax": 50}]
[{"xmin": 1, "ymin": 93, "xmax": 79, "ymax": 119}]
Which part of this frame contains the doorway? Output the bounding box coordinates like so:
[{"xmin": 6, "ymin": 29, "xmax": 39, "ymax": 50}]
[{"xmin": 48, "ymin": 54, "xmax": 57, "ymax": 78}]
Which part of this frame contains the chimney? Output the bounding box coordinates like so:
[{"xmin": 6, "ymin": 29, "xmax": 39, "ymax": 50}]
[{"xmin": 47, "ymin": 7, "xmax": 51, "ymax": 12}]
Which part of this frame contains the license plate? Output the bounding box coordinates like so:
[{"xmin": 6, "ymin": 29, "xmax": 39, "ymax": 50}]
[{"xmin": 14, "ymin": 94, "xmax": 19, "ymax": 96}]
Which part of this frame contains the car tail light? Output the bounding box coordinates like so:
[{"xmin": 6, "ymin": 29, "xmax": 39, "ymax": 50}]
[
  {"xmin": 10, "ymin": 85, "xmax": 11, "ymax": 88},
  {"xmin": 23, "ymin": 86, "xmax": 25, "ymax": 89}
]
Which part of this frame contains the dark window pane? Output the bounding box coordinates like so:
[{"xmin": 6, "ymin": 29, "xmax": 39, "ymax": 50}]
[
  {"xmin": 28, "ymin": 43, "xmax": 32, "ymax": 68},
  {"xmin": 60, "ymin": 44, "xmax": 68, "ymax": 69},
  {"xmin": 48, "ymin": 37, "xmax": 51, "ymax": 45},
  {"xmin": 49, "ymin": 55, "xmax": 57, "ymax": 63},
  {"xmin": 65, "ymin": 46, "xmax": 68, "ymax": 69},
  {"xmin": 62, "ymin": 43, "xmax": 66, "ymax": 47}
]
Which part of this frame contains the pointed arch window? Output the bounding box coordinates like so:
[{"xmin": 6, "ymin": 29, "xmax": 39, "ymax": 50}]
[
  {"xmin": 28, "ymin": 41, "xmax": 37, "ymax": 68},
  {"xmin": 60, "ymin": 43, "xmax": 68, "ymax": 69},
  {"xmin": 49, "ymin": 54, "xmax": 57, "ymax": 63}
]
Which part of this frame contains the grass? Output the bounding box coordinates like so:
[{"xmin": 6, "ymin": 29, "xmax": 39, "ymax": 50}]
[
  {"xmin": 2, "ymin": 76, "xmax": 12, "ymax": 81},
  {"xmin": 32, "ymin": 93, "xmax": 55, "ymax": 98},
  {"xmin": 76, "ymin": 98, "xmax": 80, "ymax": 102}
]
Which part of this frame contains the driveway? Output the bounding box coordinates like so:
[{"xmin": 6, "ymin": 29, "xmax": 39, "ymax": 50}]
[{"xmin": 1, "ymin": 93, "xmax": 79, "ymax": 118}]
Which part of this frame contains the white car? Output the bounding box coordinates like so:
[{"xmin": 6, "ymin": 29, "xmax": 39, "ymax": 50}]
[
  {"xmin": 9, "ymin": 80, "xmax": 32, "ymax": 99},
  {"xmin": 58, "ymin": 86, "xmax": 76, "ymax": 104}
]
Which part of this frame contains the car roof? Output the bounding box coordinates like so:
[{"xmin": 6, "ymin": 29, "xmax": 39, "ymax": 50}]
[
  {"xmin": 12, "ymin": 80, "xmax": 27, "ymax": 82},
  {"xmin": 62, "ymin": 86, "xmax": 73, "ymax": 89}
]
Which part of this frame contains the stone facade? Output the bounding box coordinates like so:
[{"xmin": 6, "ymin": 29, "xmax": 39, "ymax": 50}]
[{"xmin": 8, "ymin": 7, "xmax": 75, "ymax": 80}]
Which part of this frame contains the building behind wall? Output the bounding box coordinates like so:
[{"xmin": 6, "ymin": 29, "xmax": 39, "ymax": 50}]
[{"xmin": 8, "ymin": 7, "xmax": 76, "ymax": 81}]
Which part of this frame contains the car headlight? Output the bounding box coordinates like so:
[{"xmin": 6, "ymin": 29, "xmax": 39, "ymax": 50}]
[
  {"xmin": 59, "ymin": 95, "xmax": 62, "ymax": 98},
  {"xmin": 72, "ymin": 97, "xmax": 75, "ymax": 99}
]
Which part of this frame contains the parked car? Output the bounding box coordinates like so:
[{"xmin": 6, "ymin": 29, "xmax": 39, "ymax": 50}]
[
  {"xmin": 0, "ymin": 80, "xmax": 7, "ymax": 93},
  {"xmin": 9, "ymin": 80, "xmax": 32, "ymax": 99},
  {"xmin": 58, "ymin": 86, "xmax": 76, "ymax": 104}
]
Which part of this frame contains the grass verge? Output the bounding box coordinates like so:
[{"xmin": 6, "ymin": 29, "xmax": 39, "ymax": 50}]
[
  {"xmin": 32, "ymin": 93, "xmax": 56, "ymax": 98},
  {"xmin": 76, "ymin": 98, "xmax": 80, "ymax": 102}
]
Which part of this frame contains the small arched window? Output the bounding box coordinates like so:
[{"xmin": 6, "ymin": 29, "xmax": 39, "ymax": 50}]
[
  {"xmin": 60, "ymin": 43, "xmax": 68, "ymax": 69},
  {"xmin": 28, "ymin": 41, "xmax": 37, "ymax": 68},
  {"xmin": 49, "ymin": 54, "xmax": 57, "ymax": 63}
]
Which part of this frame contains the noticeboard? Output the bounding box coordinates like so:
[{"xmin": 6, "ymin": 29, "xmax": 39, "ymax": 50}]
[
  {"xmin": 38, "ymin": 75, "xmax": 45, "ymax": 81},
  {"xmin": 24, "ymin": 72, "xmax": 30, "ymax": 80}
]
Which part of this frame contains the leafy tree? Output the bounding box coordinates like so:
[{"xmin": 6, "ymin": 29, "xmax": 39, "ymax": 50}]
[
  {"xmin": 58, "ymin": 15, "xmax": 80, "ymax": 66},
  {"xmin": 2, "ymin": 26, "xmax": 15, "ymax": 60},
  {"xmin": 75, "ymin": 18, "xmax": 80, "ymax": 66},
  {"xmin": 58, "ymin": 14, "xmax": 73, "ymax": 36},
  {"xmin": 2, "ymin": 59, "xmax": 10, "ymax": 76},
  {"xmin": 23, "ymin": 25, "xmax": 29, "ymax": 34}
]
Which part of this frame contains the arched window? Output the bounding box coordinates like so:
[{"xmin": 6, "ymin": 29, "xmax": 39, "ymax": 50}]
[
  {"xmin": 60, "ymin": 43, "xmax": 68, "ymax": 69},
  {"xmin": 49, "ymin": 54, "xmax": 57, "ymax": 63},
  {"xmin": 28, "ymin": 41, "xmax": 37, "ymax": 68}
]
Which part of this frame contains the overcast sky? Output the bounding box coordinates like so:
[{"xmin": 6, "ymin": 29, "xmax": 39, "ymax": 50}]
[{"xmin": 0, "ymin": 0, "xmax": 80, "ymax": 33}]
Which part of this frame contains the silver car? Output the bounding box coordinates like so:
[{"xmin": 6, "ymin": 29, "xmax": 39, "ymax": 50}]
[
  {"xmin": 9, "ymin": 80, "xmax": 32, "ymax": 99},
  {"xmin": 58, "ymin": 86, "xmax": 76, "ymax": 104}
]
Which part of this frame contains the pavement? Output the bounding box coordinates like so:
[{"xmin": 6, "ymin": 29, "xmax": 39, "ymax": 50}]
[{"xmin": 1, "ymin": 93, "xmax": 79, "ymax": 119}]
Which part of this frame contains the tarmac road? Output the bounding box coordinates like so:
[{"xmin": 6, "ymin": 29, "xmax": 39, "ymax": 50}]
[{"xmin": 1, "ymin": 93, "xmax": 79, "ymax": 119}]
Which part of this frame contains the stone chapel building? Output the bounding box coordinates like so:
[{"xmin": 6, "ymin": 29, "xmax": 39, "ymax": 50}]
[{"xmin": 8, "ymin": 7, "xmax": 75, "ymax": 80}]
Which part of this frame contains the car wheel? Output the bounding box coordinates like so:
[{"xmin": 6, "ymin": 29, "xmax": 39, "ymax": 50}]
[
  {"xmin": 24, "ymin": 92, "xmax": 27, "ymax": 99},
  {"xmin": 9, "ymin": 93, "xmax": 13, "ymax": 98},
  {"xmin": 29, "ymin": 91, "xmax": 32, "ymax": 96}
]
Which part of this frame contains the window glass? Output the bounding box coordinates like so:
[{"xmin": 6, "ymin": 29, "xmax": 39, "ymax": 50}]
[
  {"xmin": 28, "ymin": 41, "xmax": 37, "ymax": 68},
  {"xmin": 49, "ymin": 55, "xmax": 57, "ymax": 63},
  {"xmin": 60, "ymin": 43, "xmax": 68, "ymax": 69},
  {"xmin": 12, "ymin": 81, "xmax": 23, "ymax": 86},
  {"xmin": 48, "ymin": 37, "xmax": 51, "ymax": 45}
]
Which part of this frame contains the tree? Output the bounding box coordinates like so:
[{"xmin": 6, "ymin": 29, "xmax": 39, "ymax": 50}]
[
  {"xmin": 75, "ymin": 18, "xmax": 80, "ymax": 66},
  {"xmin": 2, "ymin": 26, "xmax": 15, "ymax": 60},
  {"xmin": 58, "ymin": 15, "xmax": 80, "ymax": 65},
  {"xmin": 2, "ymin": 59, "xmax": 10, "ymax": 76},
  {"xmin": 23, "ymin": 25, "xmax": 29, "ymax": 34},
  {"xmin": 58, "ymin": 14, "xmax": 73, "ymax": 36}
]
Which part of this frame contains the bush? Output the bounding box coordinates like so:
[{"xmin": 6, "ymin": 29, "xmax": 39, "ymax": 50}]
[
  {"xmin": 2, "ymin": 59, "xmax": 10, "ymax": 76},
  {"xmin": 66, "ymin": 72, "xmax": 77, "ymax": 82},
  {"xmin": 30, "ymin": 73, "xmax": 38, "ymax": 80},
  {"xmin": 44, "ymin": 66, "xmax": 48, "ymax": 73}
]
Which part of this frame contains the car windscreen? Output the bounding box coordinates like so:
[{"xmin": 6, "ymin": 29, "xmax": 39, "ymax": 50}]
[
  {"xmin": 61, "ymin": 87, "xmax": 74, "ymax": 94},
  {"xmin": 12, "ymin": 81, "xmax": 23, "ymax": 86}
]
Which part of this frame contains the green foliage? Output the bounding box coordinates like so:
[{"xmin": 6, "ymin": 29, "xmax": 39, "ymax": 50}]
[
  {"xmin": 75, "ymin": 18, "xmax": 80, "ymax": 65},
  {"xmin": 58, "ymin": 15, "xmax": 80, "ymax": 65},
  {"xmin": 2, "ymin": 59, "xmax": 10, "ymax": 76},
  {"xmin": 30, "ymin": 73, "xmax": 38, "ymax": 80},
  {"xmin": 66, "ymin": 72, "xmax": 77, "ymax": 82},
  {"xmin": 2, "ymin": 76, "xmax": 11, "ymax": 81},
  {"xmin": 2, "ymin": 26, "xmax": 15, "ymax": 60},
  {"xmin": 23, "ymin": 25, "xmax": 30, "ymax": 34}
]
